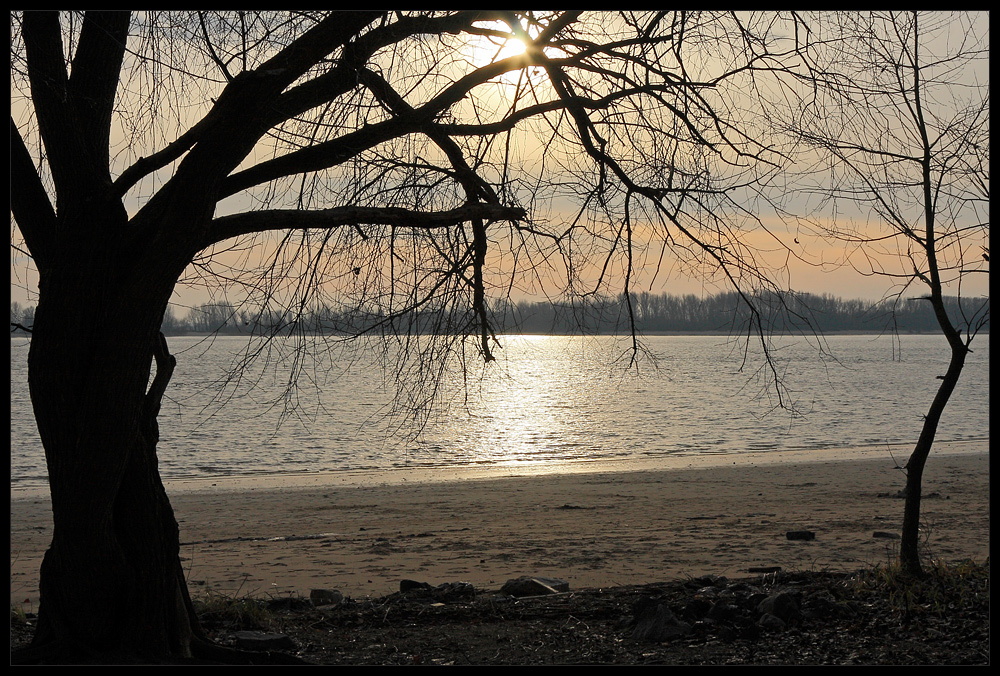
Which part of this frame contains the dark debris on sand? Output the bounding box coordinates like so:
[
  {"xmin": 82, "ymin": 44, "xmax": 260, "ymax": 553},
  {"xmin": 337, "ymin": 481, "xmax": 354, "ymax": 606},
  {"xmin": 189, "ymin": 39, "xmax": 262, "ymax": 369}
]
[{"xmin": 10, "ymin": 564, "xmax": 989, "ymax": 665}]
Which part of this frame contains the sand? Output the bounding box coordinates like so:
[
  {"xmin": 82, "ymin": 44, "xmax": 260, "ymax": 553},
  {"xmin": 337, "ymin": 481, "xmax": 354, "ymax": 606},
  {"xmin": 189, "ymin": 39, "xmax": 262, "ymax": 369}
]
[{"xmin": 10, "ymin": 443, "xmax": 989, "ymax": 609}]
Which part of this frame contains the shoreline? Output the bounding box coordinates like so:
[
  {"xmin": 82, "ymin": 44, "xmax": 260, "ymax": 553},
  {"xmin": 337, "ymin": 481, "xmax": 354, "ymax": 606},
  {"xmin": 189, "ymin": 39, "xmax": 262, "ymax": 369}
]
[
  {"xmin": 10, "ymin": 438, "xmax": 986, "ymax": 499},
  {"xmin": 11, "ymin": 443, "xmax": 989, "ymax": 609}
]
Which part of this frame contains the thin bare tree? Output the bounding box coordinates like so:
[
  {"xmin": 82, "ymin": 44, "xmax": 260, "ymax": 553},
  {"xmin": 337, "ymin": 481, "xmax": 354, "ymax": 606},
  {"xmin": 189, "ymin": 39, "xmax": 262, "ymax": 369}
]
[{"xmin": 780, "ymin": 11, "xmax": 989, "ymax": 574}]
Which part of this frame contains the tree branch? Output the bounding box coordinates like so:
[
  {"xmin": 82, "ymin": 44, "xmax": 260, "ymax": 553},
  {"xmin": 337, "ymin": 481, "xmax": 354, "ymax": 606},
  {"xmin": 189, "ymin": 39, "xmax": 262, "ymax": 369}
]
[
  {"xmin": 141, "ymin": 332, "xmax": 176, "ymax": 445},
  {"xmin": 21, "ymin": 11, "xmax": 76, "ymax": 206},
  {"xmin": 10, "ymin": 117, "xmax": 56, "ymax": 267},
  {"xmin": 67, "ymin": 11, "xmax": 131, "ymax": 164},
  {"xmin": 266, "ymin": 12, "xmax": 506, "ymax": 128},
  {"xmin": 115, "ymin": 12, "xmax": 385, "ymax": 200},
  {"xmin": 219, "ymin": 20, "xmax": 549, "ymax": 199},
  {"xmin": 203, "ymin": 203, "xmax": 526, "ymax": 249}
]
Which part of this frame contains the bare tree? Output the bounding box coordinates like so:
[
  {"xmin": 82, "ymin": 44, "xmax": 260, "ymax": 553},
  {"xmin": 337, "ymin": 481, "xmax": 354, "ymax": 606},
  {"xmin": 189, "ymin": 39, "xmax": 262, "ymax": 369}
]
[
  {"xmin": 11, "ymin": 10, "xmax": 808, "ymax": 661},
  {"xmin": 780, "ymin": 11, "xmax": 989, "ymax": 574}
]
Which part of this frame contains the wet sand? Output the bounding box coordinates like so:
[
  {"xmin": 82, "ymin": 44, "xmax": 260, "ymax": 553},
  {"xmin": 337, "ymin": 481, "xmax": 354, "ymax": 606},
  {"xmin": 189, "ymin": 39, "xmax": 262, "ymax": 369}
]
[{"xmin": 10, "ymin": 444, "xmax": 989, "ymax": 608}]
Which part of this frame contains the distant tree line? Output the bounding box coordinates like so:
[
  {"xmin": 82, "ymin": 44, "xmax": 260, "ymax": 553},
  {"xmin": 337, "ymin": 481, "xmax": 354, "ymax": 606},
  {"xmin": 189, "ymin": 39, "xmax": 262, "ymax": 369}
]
[
  {"xmin": 10, "ymin": 291, "xmax": 988, "ymax": 338},
  {"xmin": 504, "ymin": 291, "xmax": 989, "ymax": 335},
  {"xmin": 10, "ymin": 301, "xmax": 35, "ymax": 333}
]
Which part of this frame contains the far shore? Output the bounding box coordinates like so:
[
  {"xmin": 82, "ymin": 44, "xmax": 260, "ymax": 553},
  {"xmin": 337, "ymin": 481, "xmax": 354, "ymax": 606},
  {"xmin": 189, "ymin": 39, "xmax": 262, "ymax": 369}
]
[
  {"xmin": 11, "ymin": 442, "xmax": 989, "ymax": 609},
  {"xmin": 13, "ymin": 329, "xmax": 987, "ymax": 340},
  {"xmin": 103, "ymin": 328, "xmax": 1000, "ymax": 338}
]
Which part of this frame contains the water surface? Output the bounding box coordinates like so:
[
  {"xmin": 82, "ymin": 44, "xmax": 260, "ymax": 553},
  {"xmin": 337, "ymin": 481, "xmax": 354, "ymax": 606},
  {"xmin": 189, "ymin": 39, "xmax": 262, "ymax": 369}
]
[{"xmin": 10, "ymin": 333, "xmax": 989, "ymax": 488}]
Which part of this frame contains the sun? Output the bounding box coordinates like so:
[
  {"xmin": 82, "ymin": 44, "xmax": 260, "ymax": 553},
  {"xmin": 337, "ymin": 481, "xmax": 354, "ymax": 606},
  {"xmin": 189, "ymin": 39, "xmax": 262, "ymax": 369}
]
[
  {"xmin": 493, "ymin": 35, "xmax": 527, "ymax": 62},
  {"xmin": 466, "ymin": 20, "xmax": 529, "ymax": 70},
  {"xmin": 463, "ymin": 21, "xmax": 551, "ymax": 100}
]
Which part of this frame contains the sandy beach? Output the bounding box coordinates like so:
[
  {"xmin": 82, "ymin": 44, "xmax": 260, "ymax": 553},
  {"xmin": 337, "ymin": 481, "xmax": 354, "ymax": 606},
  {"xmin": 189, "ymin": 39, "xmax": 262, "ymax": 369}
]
[{"xmin": 10, "ymin": 443, "xmax": 989, "ymax": 609}]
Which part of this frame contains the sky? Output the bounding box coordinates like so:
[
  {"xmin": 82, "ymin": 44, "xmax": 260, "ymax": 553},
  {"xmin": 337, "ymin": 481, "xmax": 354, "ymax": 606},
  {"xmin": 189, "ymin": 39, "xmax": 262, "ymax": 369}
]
[
  {"xmin": 10, "ymin": 11, "xmax": 989, "ymax": 313},
  {"xmin": 13, "ymin": 209, "xmax": 979, "ymax": 312}
]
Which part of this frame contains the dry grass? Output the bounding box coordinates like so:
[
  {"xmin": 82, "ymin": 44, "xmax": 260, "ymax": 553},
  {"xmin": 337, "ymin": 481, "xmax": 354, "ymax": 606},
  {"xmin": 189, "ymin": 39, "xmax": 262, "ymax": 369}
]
[{"xmin": 848, "ymin": 558, "xmax": 990, "ymax": 621}]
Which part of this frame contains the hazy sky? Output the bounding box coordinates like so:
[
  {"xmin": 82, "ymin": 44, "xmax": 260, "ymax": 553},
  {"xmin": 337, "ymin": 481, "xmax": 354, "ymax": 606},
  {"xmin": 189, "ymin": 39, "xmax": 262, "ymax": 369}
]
[
  {"xmin": 13, "ymin": 216, "xmax": 974, "ymax": 311},
  {"xmin": 10, "ymin": 11, "xmax": 989, "ymax": 312}
]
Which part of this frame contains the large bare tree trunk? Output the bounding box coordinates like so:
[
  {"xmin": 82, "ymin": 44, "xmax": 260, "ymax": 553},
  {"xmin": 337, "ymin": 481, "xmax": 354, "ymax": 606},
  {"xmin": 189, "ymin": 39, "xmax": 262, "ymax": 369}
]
[
  {"xmin": 13, "ymin": 203, "xmax": 308, "ymax": 663},
  {"xmin": 18, "ymin": 249, "xmax": 207, "ymax": 662}
]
